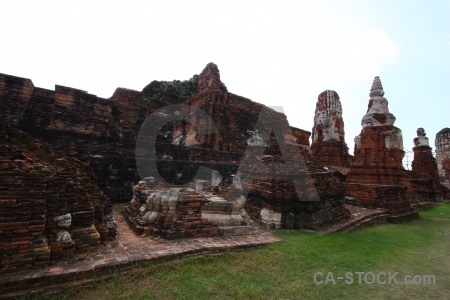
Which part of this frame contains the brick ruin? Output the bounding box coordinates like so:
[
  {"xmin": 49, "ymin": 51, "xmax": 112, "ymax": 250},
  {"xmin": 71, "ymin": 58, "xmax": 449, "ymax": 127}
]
[
  {"xmin": 311, "ymin": 90, "xmax": 353, "ymax": 169},
  {"xmin": 123, "ymin": 175, "xmax": 254, "ymax": 239},
  {"xmin": 1, "ymin": 63, "xmax": 449, "ymax": 271},
  {"xmin": 435, "ymin": 128, "xmax": 450, "ymax": 188},
  {"xmin": 126, "ymin": 63, "xmax": 349, "ymax": 232}
]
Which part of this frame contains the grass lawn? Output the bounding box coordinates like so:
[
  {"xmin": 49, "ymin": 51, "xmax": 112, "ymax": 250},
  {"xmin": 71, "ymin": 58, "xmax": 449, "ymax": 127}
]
[{"xmin": 42, "ymin": 204, "xmax": 449, "ymax": 300}]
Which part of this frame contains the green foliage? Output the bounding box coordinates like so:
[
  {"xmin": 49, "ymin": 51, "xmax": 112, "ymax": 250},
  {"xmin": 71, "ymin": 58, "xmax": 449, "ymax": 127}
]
[
  {"xmin": 141, "ymin": 75, "xmax": 199, "ymax": 103},
  {"xmin": 141, "ymin": 74, "xmax": 228, "ymax": 103},
  {"xmin": 219, "ymin": 81, "xmax": 228, "ymax": 92},
  {"xmin": 436, "ymin": 127, "xmax": 450, "ymax": 135}
]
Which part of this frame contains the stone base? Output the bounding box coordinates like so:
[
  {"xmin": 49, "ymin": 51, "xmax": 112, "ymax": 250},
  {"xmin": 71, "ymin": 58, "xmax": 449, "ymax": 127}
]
[
  {"xmin": 260, "ymin": 205, "xmax": 350, "ymax": 230},
  {"xmin": 260, "ymin": 208, "xmax": 282, "ymax": 229},
  {"xmin": 387, "ymin": 211, "xmax": 419, "ymax": 223},
  {"xmin": 217, "ymin": 226, "xmax": 254, "ymax": 236},
  {"xmin": 123, "ymin": 179, "xmax": 254, "ymax": 238},
  {"xmin": 201, "ymin": 194, "xmax": 250, "ymax": 227},
  {"xmin": 201, "ymin": 213, "xmax": 247, "ymax": 226}
]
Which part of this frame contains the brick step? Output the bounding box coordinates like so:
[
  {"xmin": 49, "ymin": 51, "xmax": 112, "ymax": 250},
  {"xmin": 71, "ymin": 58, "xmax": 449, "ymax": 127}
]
[
  {"xmin": 336, "ymin": 213, "xmax": 389, "ymax": 233},
  {"xmin": 411, "ymin": 201, "xmax": 437, "ymax": 211},
  {"xmin": 317, "ymin": 205, "xmax": 388, "ymax": 234},
  {"xmin": 388, "ymin": 211, "xmax": 419, "ymax": 223},
  {"xmin": 217, "ymin": 226, "xmax": 254, "ymax": 236}
]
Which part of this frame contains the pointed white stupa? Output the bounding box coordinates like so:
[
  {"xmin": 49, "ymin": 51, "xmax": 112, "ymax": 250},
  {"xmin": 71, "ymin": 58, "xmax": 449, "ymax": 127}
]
[
  {"xmin": 361, "ymin": 76, "xmax": 396, "ymax": 128},
  {"xmin": 354, "ymin": 76, "xmax": 403, "ymax": 151}
]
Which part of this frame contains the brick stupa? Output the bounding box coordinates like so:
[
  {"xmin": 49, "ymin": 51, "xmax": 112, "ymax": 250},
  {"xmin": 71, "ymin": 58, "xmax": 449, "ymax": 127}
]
[
  {"xmin": 344, "ymin": 76, "xmax": 417, "ymax": 221},
  {"xmin": 410, "ymin": 128, "xmax": 450, "ymax": 201},
  {"xmin": 310, "ymin": 90, "xmax": 352, "ymax": 168}
]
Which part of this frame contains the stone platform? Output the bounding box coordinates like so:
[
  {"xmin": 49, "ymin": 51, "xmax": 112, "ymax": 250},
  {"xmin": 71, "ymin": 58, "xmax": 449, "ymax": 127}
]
[{"xmin": 0, "ymin": 204, "xmax": 280, "ymax": 299}]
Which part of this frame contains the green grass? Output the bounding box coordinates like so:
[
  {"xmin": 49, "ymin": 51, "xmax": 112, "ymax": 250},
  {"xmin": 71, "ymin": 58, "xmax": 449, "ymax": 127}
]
[{"xmin": 44, "ymin": 204, "xmax": 450, "ymax": 299}]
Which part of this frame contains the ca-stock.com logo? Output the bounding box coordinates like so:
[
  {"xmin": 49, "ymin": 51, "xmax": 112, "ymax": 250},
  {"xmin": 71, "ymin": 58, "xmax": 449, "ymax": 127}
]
[{"xmin": 314, "ymin": 272, "xmax": 436, "ymax": 285}]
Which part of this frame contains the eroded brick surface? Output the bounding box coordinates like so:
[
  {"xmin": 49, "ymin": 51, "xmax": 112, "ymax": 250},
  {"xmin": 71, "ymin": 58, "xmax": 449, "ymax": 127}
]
[{"xmin": 0, "ymin": 126, "xmax": 114, "ymax": 272}]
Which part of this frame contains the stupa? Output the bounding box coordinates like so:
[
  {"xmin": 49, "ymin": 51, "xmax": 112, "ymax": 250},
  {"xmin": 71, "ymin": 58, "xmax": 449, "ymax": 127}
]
[
  {"xmin": 410, "ymin": 128, "xmax": 450, "ymax": 202},
  {"xmin": 344, "ymin": 76, "xmax": 417, "ymax": 221}
]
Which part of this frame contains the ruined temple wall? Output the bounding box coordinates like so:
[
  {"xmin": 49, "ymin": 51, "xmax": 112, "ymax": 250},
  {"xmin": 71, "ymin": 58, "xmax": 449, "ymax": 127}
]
[
  {"xmin": 0, "ymin": 72, "xmax": 152, "ymax": 145},
  {"xmin": 51, "ymin": 85, "xmax": 113, "ymax": 137},
  {"xmin": 0, "ymin": 73, "xmax": 154, "ymax": 201},
  {"xmin": 185, "ymin": 89, "xmax": 310, "ymax": 153},
  {"xmin": 108, "ymin": 88, "xmax": 149, "ymax": 143},
  {"xmin": 0, "ymin": 74, "xmax": 115, "ymax": 139},
  {"xmin": 21, "ymin": 87, "xmax": 55, "ymax": 129},
  {"xmin": 0, "ymin": 74, "xmax": 34, "ymax": 125},
  {"xmin": 0, "ymin": 68, "xmax": 312, "ymax": 204},
  {"xmin": 185, "ymin": 91, "xmax": 263, "ymax": 152}
]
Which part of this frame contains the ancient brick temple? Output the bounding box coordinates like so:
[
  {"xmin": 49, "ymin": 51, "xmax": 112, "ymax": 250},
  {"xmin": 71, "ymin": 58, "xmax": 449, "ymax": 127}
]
[
  {"xmin": 435, "ymin": 128, "xmax": 450, "ymax": 188},
  {"xmin": 344, "ymin": 76, "xmax": 418, "ymax": 221},
  {"xmin": 409, "ymin": 128, "xmax": 450, "ymax": 201},
  {"xmin": 310, "ymin": 90, "xmax": 352, "ymax": 169},
  {"xmin": 0, "ymin": 63, "xmax": 350, "ymax": 240},
  {"xmin": 3, "ymin": 62, "xmax": 450, "ymax": 273}
]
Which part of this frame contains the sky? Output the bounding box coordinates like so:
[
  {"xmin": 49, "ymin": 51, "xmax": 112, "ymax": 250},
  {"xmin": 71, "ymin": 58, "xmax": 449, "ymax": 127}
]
[{"xmin": 1, "ymin": 0, "xmax": 449, "ymax": 168}]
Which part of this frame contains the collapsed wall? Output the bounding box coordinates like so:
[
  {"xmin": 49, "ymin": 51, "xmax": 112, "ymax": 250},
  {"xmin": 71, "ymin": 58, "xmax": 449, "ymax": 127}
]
[{"xmin": 0, "ymin": 126, "xmax": 116, "ymax": 272}]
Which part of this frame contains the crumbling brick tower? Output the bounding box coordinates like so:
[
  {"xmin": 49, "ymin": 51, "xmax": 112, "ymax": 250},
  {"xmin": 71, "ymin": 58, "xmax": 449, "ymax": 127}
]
[
  {"xmin": 435, "ymin": 128, "xmax": 450, "ymax": 189},
  {"xmin": 310, "ymin": 90, "xmax": 352, "ymax": 168},
  {"xmin": 344, "ymin": 76, "xmax": 417, "ymax": 222},
  {"xmin": 410, "ymin": 128, "xmax": 450, "ymax": 201}
]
